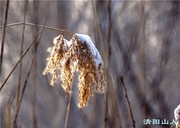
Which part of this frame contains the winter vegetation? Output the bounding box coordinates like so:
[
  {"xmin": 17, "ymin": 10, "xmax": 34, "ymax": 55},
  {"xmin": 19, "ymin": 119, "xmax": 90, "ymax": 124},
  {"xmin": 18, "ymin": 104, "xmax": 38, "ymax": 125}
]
[
  {"xmin": 0, "ymin": 1, "xmax": 180, "ymax": 128},
  {"xmin": 43, "ymin": 34, "xmax": 105, "ymax": 108},
  {"xmin": 174, "ymin": 105, "xmax": 180, "ymax": 128}
]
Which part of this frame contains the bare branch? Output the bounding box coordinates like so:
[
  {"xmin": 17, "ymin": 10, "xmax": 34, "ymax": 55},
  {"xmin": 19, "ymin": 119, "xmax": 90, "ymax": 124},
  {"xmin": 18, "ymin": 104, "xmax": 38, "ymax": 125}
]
[
  {"xmin": 0, "ymin": 31, "xmax": 41, "ymax": 91},
  {"xmin": 0, "ymin": 22, "xmax": 75, "ymax": 37},
  {"xmin": 0, "ymin": 0, "xmax": 9, "ymax": 76},
  {"xmin": 120, "ymin": 76, "xmax": 136, "ymax": 128}
]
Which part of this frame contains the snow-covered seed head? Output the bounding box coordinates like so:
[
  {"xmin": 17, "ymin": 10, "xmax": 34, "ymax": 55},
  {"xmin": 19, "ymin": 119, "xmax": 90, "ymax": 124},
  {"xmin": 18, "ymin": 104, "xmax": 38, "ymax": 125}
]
[
  {"xmin": 43, "ymin": 34, "xmax": 106, "ymax": 108},
  {"xmin": 71, "ymin": 34, "xmax": 105, "ymax": 108},
  {"xmin": 174, "ymin": 104, "xmax": 180, "ymax": 127}
]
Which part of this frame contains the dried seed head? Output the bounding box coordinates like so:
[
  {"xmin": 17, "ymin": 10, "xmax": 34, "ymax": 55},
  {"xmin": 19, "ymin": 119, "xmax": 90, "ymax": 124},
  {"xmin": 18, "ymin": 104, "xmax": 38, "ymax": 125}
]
[
  {"xmin": 43, "ymin": 33, "xmax": 106, "ymax": 108},
  {"xmin": 70, "ymin": 34, "xmax": 105, "ymax": 108},
  {"xmin": 174, "ymin": 104, "xmax": 180, "ymax": 127},
  {"xmin": 43, "ymin": 35, "xmax": 74, "ymax": 92}
]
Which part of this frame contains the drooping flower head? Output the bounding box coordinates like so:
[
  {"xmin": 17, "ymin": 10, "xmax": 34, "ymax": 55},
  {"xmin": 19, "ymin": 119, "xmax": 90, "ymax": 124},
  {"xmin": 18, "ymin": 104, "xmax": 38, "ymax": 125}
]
[
  {"xmin": 174, "ymin": 104, "xmax": 180, "ymax": 127},
  {"xmin": 43, "ymin": 33, "xmax": 106, "ymax": 108}
]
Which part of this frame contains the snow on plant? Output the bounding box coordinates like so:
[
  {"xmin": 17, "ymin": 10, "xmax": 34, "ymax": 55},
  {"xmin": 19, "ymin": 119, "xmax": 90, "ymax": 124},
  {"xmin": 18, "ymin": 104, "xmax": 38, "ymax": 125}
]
[
  {"xmin": 43, "ymin": 33, "xmax": 105, "ymax": 108},
  {"xmin": 174, "ymin": 104, "xmax": 180, "ymax": 127}
]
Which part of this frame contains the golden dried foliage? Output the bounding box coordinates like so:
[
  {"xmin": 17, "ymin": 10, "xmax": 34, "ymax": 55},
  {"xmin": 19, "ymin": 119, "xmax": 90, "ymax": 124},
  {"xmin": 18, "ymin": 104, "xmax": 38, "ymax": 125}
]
[
  {"xmin": 43, "ymin": 34, "xmax": 105, "ymax": 108},
  {"xmin": 174, "ymin": 104, "xmax": 180, "ymax": 128}
]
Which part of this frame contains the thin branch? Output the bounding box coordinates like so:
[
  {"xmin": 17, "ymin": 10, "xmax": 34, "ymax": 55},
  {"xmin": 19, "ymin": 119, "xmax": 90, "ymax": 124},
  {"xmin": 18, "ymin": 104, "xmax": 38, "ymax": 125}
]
[
  {"xmin": 92, "ymin": 1, "xmax": 122, "ymax": 128},
  {"xmin": 64, "ymin": 92, "xmax": 73, "ymax": 128},
  {"xmin": 140, "ymin": 0, "xmax": 147, "ymax": 121},
  {"xmin": 0, "ymin": 31, "xmax": 41, "ymax": 91},
  {"xmin": 31, "ymin": 1, "xmax": 39, "ymax": 128},
  {"xmin": 13, "ymin": 17, "xmax": 46, "ymax": 127},
  {"xmin": 91, "ymin": 1, "xmax": 108, "ymax": 128},
  {"xmin": 103, "ymin": 89, "xmax": 108, "ymax": 128},
  {"xmin": 91, "ymin": 1, "xmax": 106, "ymax": 59},
  {"xmin": 0, "ymin": 0, "xmax": 9, "ymax": 76},
  {"xmin": 120, "ymin": 76, "xmax": 136, "ymax": 128},
  {"xmin": 16, "ymin": 0, "xmax": 28, "ymax": 110},
  {"xmin": 13, "ymin": 20, "xmax": 45, "ymax": 126},
  {"xmin": 64, "ymin": 70, "xmax": 76, "ymax": 128},
  {"xmin": 109, "ymin": 74, "xmax": 123, "ymax": 128},
  {"xmin": 13, "ymin": 53, "xmax": 36, "ymax": 128},
  {"xmin": 106, "ymin": 0, "xmax": 111, "ymax": 64},
  {"xmin": 0, "ymin": 22, "xmax": 75, "ymax": 37}
]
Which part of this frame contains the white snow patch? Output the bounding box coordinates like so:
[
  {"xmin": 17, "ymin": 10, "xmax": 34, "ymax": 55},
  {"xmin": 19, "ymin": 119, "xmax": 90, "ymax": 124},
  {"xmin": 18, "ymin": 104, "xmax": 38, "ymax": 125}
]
[
  {"xmin": 65, "ymin": 38, "xmax": 72, "ymax": 47},
  {"xmin": 53, "ymin": 35, "xmax": 72, "ymax": 47},
  {"xmin": 53, "ymin": 35, "xmax": 72, "ymax": 51},
  {"xmin": 63, "ymin": 39, "xmax": 72, "ymax": 51},
  {"xmin": 53, "ymin": 35, "xmax": 60, "ymax": 44},
  {"xmin": 75, "ymin": 33, "xmax": 103, "ymax": 67}
]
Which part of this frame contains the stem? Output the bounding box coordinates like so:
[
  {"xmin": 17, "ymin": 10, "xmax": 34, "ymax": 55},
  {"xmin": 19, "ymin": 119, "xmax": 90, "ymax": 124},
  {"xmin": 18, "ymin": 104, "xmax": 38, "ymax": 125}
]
[
  {"xmin": 16, "ymin": 0, "xmax": 28, "ymax": 112},
  {"xmin": 120, "ymin": 76, "xmax": 136, "ymax": 128},
  {"xmin": 13, "ymin": 54, "xmax": 36, "ymax": 128},
  {"xmin": 0, "ymin": 0, "xmax": 9, "ymax": 76},
  {"xmin": 0, "ymin": 22, "xmax": 75, "ymax": 37},
  {"xmin": 64, "ymin": 92, "xmax": 72, "ymax": 128},
  {"xmin": 140, "ymin": 0, "xmax": 147, "ymax": 121},
  {"xmin": 0, "ymin": 32, "xmax": 41, "ymax": 91}
]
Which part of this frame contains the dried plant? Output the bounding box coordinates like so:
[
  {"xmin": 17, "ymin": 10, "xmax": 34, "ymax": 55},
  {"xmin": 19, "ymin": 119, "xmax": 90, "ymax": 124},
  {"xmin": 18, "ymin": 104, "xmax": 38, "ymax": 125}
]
[
  {"xmin": 174, "ymin": 104, "xmax": 180, "ymax": 128},
  {"xmin": 43, "ymin": 33, "xmax": 106, "ymax": 108}
]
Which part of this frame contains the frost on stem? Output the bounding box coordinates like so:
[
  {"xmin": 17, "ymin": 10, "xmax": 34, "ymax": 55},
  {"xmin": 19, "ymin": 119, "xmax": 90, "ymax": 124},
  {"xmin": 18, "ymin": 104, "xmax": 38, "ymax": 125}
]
[
  {"xmin": 174, "ymin": 104, "xmax": 180, "ymax": 127},
  {"xmin": 43, "ymin": 33, "xmax": 106, "ymax": 108}
]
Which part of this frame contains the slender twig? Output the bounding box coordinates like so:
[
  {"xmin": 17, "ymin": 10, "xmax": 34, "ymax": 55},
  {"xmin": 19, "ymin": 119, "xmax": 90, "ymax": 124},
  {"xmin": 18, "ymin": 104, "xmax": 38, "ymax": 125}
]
[
  {"xmin": 13, "ymin": 20, "xmax": 44, "ymax": 126},
  {"xmin": 0, "ymin": 22, "xmax": 75, "ymax": 37},
  {"xmin": 92, "ymin": 1, "xmax": 122, "ymax": 128},
  {"xmin": 13, "ymin": 53, "xmax": 36, "ymax": 128},
  {"xmin": 64, "ymin": 92, "xmax": 73, "ymax": 128},
  {"xmin": 16, "ymin": 0, "xmax": 28, "ymax": 110},
  {"xmin": 140, "ymin": 0, "xmax": 147, "ymax": 121},
  {"xmin": 91, "ymin": 1, "xmax": 105, "ymax": 58},
  {"xmin": 104, "ymin": 0, "xmax": 111, "ymax": 126},
  {"xmin": 91, "ymin": 1, "xmax": 108, "ymax": 128},
  {"xmin": 104, "ymin": 0, "xmax": 112, "ymax": 127},
  {"xmin": 103, "ymin": 88, "xmax": 108, "ymax": 128},
  {"xmin": 0, "ymin": 32, "xmax": 41, "ymax": 91},
  {"xmin": 0, "ymin": 0, "xmax": 9, "ymax": 76},
  {"xmin": 106, "ymin": 0, "xmax": 111, "ymax": 64},
  {"xmin": 64, "ymin": 69, "xmax": 76, "ymax": 128},
  {"xmin": 106, "ymin": 1, "xmax": 123, "ymax": 126},
  {"xmin": 120, "ymin": 76, "xmax": 136, "ymax": 128},
  {"xmin": 13, "ymin": 17, "xmax": 46, "ymax": 127},
  {"xmin": 31, "ymin": 2, "xmax": 39, "ymax": 128},
  {"xmin": 5, "ymin": 92, "xmax": 14, "ymax": 128}
]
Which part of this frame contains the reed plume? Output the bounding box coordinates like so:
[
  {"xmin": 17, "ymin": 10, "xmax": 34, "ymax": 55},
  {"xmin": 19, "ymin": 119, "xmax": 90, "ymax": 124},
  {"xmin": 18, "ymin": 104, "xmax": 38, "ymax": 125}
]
[{"xmin": 43, "ymin": 33, "xmax": 106, "ymax": 108}]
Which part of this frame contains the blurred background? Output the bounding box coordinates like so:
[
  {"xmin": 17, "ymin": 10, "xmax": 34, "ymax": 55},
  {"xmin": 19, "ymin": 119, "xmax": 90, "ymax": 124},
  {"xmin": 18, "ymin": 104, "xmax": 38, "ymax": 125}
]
[{"xmin": 0, "ymin": 0, "xmax": 180, "ymax": 128}]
